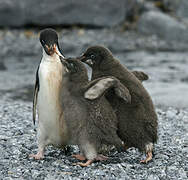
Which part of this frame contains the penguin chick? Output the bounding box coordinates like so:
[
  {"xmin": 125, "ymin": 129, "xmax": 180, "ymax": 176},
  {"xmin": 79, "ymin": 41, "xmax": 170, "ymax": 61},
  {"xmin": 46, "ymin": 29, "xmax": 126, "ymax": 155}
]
[
  {"xmin": 78, "ymin": 46, "xmax": 158, "ymax": 163},
  {"xmin": 60, "ymin": 57, "xmax": 131, "ymax": 166},
  {"xmin": 30, "ymin": 28, "xmax": 68, "ymax": 160}
]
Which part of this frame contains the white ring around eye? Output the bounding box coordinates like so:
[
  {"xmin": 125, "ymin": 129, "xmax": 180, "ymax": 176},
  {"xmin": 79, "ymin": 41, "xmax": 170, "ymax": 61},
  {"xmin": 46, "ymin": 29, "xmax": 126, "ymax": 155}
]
[{"xmin": 91, "ymin": 54, "xmax": 95, "ymax": 59}]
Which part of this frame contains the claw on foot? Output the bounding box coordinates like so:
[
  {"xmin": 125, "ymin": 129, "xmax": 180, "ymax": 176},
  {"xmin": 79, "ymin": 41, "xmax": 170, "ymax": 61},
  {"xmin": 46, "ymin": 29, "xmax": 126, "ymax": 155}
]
[
  {"xmin": 29, "ymin": 152, "xmax": 44, "ymax": 160},
  {"xmin": 95, "ymin": 154, "xmax": 108, "ymax": 161},
  {"xmin": 140, "ymin": 151, "xmax": 152, "ymax": 163},
  {"xmin": 73, "ymin": 154, "xmax": 108, "ymax": 167},
  {"xmin": 124, "ymin": 144, "xmax": 129, "ymax": 151},
  {"xmin": 74, "ymin": 159, "xmax": 94, "ymax": 167},
  {"xmin": 72, "ymin": 154, "xmax": 86, "ymax": 161}
]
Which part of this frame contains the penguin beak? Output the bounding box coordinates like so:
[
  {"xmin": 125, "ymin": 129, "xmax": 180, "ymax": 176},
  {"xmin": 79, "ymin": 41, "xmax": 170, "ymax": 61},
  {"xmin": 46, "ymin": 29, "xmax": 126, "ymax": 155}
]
[
  {"xmin": 77, "ymin": 55, "xmax": 86, "ymax": 62},
  {"xmin": 44, "ymin": 44, "xmax": 56, "ymax": 56},
  {"xmin": 85, "ymin": 59, "xmax": 93, "ymax": 66},
  {"xmin": 77, "ymin": 55, "xmax": 93, "ymax": 66}
]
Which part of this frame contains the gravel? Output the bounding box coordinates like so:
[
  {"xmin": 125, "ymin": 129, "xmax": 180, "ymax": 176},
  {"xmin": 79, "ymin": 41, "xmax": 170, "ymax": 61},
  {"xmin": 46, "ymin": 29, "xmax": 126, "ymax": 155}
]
[{"xmin": 0, "ymin": 100, "xmax": 187, "ymax": 179}]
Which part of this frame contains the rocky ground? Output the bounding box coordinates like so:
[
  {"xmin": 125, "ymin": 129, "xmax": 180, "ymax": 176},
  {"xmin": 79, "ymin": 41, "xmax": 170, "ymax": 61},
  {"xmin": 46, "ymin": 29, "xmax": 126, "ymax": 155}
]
[
  {"xmin": 0, "ymin": 28, "xmax": 187, "ymax": 179},
  {"xmin": 0, "ymin": 101, "xmax": 187, "ymax": 179}
]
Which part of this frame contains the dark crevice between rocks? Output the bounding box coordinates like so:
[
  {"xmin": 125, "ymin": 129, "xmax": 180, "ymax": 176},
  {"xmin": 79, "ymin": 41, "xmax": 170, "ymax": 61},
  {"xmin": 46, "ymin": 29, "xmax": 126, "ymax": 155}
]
[
  {"xmin": 0, "ymin": 61, "xmax": 7, "ymax": 71},
  {"xmin": 150, "ymin": 0, "xmax": 173, "ymax": 13},
  {"xmin": 0, "ymin": 23, "xmax": 105, "ymax": 31}
]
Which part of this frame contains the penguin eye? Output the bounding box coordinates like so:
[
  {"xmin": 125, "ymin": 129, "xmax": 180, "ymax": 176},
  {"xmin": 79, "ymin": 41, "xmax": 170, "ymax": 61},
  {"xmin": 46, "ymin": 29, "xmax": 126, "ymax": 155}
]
[
  {"xmin": 41, "ymin": 40, "xmax": 45, "ymax": 45},
  {"xmin": 70, "ymin": 63, "xmax": 74, "ymax": 68},
  {"xmin": 68, "ymin": 63, "xmax": 76, "ymax": 71},
  {"xmin": 69, "ymin": 62, "xmax": 78, "ymax": 73},
  {"xmin": 90, "ymin": 54, "xmax": 95, "ymax": 59}
]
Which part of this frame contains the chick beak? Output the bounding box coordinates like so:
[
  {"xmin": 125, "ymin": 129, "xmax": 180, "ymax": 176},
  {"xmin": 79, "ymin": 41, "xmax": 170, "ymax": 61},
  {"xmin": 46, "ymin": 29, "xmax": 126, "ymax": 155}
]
[
  {"xmin": 78, "ymin": 56, "xmax": 93, "ymax": 66},
  {"xmin": 77, "ymin": 55, "xmax": 86, "ymax": 62}
]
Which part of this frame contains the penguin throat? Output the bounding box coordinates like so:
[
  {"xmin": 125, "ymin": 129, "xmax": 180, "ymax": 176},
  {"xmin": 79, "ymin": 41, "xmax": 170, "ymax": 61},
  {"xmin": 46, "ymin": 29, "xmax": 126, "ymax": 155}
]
[{"xmin": 42, "ymin": 48, "xmax": 62, "ymax": 62}]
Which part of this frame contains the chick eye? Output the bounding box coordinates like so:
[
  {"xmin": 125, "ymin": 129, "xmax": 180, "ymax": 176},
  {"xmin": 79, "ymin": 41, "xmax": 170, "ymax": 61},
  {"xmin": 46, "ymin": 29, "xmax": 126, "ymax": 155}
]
[
  {"xmin": 70, "ymin": 63, "xmax": 74, "ymax": 68},
  {"xmin": 90, "ymin": 54, "xmax": 95, "ymax": 59}
]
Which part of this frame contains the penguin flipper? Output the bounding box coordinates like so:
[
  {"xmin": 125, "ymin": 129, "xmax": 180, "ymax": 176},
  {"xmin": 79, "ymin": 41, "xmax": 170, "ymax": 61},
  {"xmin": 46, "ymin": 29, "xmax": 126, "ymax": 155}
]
[
  {"xmin": 132, "ymin": 71, "xmax": 149, "ymax": 82},
  {"xmin": 84, "ymin": 77, "xmax": 131, "ymax": 103},
  {"xmin": 32, "ymin": 66, "xmax": 40, "ymax": 126}
]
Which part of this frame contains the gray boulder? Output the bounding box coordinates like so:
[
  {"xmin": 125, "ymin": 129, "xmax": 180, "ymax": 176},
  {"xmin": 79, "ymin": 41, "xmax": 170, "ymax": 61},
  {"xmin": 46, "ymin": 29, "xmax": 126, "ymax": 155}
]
[
  {"xmin": 0, "ymin": 0, "xmax": 128, "ymax": 27},
  {"xmin": 0, "ymin": 0, "xmax": 25, "ymax": 26},
  {"xmin": 137, "ymin": 11, "xmax": 188, "ymax": 42},
  {"xmin": 176, "ymin": 0, "xmax": 188, "ymax": 23}
]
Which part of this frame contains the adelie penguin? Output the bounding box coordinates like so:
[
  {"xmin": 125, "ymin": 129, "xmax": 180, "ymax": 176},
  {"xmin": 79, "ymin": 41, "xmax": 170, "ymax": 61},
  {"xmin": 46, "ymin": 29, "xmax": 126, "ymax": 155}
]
[
  {"xmin": 60, "ymin": 57, "xmax": 131, "ymax": 166},
  {"xmin": 30, "ymin": 28, "xmax": 69, "ymax": 159},
  {"xmin": 78, "ymin": 46, "xmax": 158, "ymax": 163}
]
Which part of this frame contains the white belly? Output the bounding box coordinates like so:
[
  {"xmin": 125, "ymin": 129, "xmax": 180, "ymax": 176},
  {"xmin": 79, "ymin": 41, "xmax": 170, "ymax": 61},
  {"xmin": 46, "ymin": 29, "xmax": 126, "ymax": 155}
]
[{"xmin": 37, "ymin": 59, "xmax": 67, "ymax": 147}]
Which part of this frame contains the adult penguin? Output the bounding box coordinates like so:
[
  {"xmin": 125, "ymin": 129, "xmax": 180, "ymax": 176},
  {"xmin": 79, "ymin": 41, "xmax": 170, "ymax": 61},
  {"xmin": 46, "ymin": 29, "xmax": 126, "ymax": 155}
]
[
  {"xmin": 78, "ymin": 46, "xmax": 158, "ymax": 163},
  {"xmin": 30, "ymin": 28, "xmax": 69, "ymax": 159}
]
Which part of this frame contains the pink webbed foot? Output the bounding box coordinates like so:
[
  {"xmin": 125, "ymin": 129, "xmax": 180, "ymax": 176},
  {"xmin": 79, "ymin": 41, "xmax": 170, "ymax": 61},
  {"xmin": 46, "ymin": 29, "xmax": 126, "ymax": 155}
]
[
  {"xmin": 75, "ymin": 159, "xmax": 94, "ymax": 167},
  {"xmin": 140, "ymin": 151, "xmax": 153, "ymax": 164},
  {"xmin": 95, "ymin": 154, "xmax": 108, "ymax": 161},
  {"xmin": 73, "ymin": 154, "xmax": 108, "ymax": 167},
  {"xmin": 72, "ymin": 154, "xmax": 86, "ymax": 161},
  {"xmin": 29, "ymin": 151, "xmax": 44, "ymax": 160}
]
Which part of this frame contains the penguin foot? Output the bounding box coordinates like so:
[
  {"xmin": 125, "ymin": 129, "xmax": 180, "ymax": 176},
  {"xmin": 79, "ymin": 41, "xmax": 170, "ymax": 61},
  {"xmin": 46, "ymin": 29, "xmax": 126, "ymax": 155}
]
[
  {"xmin": 95, "ymin": 154, "xmax": 108, "ymax": 161},
  {"xmin": 72, "ymin": 154, "xmax": 86, "ymax": 161},
  {"xmin": 140, "ymin": 151, "xmax": 152, "ymax": 163},
  {"xmin": 124, "ymin": 144, "xmax": 129, "ymax": 151},
  {"xmin": 73, "ymin": 154, "xmax": 108, "ymax": 167},
  {"xmin": 73, "ymin": 159, "xmax": 94, "ymax": 167},
  {"xmin": 29, "ymin": 151, "xmax": 44, "ymax": 160}
]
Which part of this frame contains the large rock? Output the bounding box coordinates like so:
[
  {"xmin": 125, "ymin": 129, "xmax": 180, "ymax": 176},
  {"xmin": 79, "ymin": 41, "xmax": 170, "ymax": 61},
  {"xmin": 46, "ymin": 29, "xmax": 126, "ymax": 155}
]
[
  {"xmin": 0, "ymin": 0, "xmax": 128, "ymax": 27},
  {"xmin": 137, "ymin": 11, "xmax": 188, "ymax": 42},
  {"xmin": 156, "ymin": 0, "xmax": 188, "ymax": 25},
  {"xmin": 0, "ymin": 0, "xmax": 25, "ymax": 26}
]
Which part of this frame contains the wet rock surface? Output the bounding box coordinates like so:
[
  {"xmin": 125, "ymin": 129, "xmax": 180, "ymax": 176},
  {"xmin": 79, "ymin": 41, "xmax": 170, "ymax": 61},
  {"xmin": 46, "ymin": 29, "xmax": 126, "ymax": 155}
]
[{"xmin": 0, "ymin": 101, "xmax": 187, "ymax": 179}]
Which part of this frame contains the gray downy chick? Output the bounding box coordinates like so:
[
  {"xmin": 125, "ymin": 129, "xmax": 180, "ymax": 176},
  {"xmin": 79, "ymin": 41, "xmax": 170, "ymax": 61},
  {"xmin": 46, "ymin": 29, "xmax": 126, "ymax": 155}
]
[
  {"xmin": 78, "ymin": 46, "xmax": 158, "ymax": 163},
  {"xmin": 60, "ymin": 57, "xmax": 131, "ymax": 166}
]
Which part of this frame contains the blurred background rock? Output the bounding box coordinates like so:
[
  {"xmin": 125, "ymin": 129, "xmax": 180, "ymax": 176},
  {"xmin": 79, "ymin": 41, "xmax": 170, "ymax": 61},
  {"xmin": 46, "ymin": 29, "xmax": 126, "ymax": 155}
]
[{"xmin": 0, "ymin": 0, "xmax": 188, "ymax": 108}]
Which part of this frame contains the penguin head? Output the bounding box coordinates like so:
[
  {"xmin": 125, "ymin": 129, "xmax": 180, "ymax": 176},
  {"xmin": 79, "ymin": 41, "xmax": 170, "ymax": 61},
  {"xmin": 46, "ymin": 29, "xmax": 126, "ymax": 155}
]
[
  {"xmin": 39, "ymin": 28, "xmax": 59, "ymax": 56},
  {"xmin": 61, "ymin": 57, "xmax": 88, "ymax": 82},
  {"xmin": 78, "ymin": 46, "xmax": 113, "ymax": 69}
]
